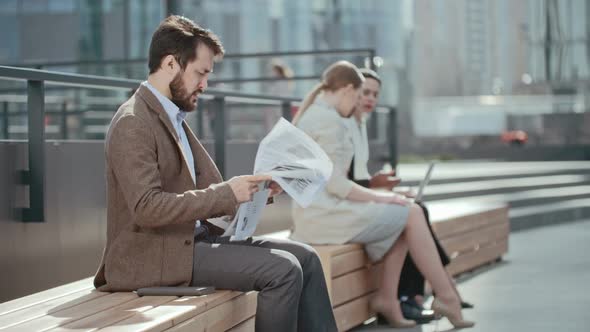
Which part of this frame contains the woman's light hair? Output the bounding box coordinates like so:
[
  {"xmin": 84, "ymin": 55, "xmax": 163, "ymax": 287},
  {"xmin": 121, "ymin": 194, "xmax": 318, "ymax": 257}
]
[{"xmin": 292, "ymin": 61, "xmax": 364, "ymax": 125}]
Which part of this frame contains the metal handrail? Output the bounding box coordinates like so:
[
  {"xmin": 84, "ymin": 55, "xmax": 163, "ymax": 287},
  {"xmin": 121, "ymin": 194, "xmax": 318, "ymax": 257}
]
[
  {"xmin": 5, "ymin": 48, "xmax": 376, "ymax": 68},
  {"xmin": 0, "ymin": 65, "xmax": 397, "ymax": 223},
  {"xmin": 0, "ymin": 66, "xmax": 301, "ymax": 102},
  {"xmin": 4, "ymin": 48, "xmax": 377, "ymax": 85}
]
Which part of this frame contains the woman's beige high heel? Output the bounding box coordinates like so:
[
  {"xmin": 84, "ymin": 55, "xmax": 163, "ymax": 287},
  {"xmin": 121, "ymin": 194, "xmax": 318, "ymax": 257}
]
[
  {"xmin": 431, "ymin": 299, "xmax": 475, "ymax": 329},
  {"xmin": 370, "ymin": 299, "xmax": 417, "ymax": 328}
]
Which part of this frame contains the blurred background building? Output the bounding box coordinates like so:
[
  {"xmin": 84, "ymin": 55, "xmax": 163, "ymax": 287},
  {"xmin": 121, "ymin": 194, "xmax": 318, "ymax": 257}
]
[{"xmin": 0, "ymin": 0, "xmax": 589, "ymax": 155}]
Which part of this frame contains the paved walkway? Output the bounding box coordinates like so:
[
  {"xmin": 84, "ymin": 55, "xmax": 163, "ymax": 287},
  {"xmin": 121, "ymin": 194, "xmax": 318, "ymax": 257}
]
[{"xmin": 354, "ymin": 219, "xmax": 590, "ymax": 331}]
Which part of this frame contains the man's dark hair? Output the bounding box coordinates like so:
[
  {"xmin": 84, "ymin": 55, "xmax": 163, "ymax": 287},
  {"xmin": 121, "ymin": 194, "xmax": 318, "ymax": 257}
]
[
  {"xmin": 148, "ymin": 15, "xmax": 225, "ymax": 74},
  {"xmin": 359, "ymin": 68, "xmax": 382, "ymax": 85}
]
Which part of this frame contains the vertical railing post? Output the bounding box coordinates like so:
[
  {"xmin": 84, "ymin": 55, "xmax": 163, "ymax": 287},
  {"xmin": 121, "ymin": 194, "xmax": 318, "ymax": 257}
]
[
  {"xmin": 166, "ymin": 0, "xmax": 181, "ymax": 15},
  {"xmin": 368, "ymin": 49, "xmax": 376, "ymax": 70},
  {"xmin": 61, "ymin": 101, "xmax": 68, "ymax": 140},
  {"xmin": 387, "ymin": 107, "xmax": 398, "ymax": 171},
  {"xmin": 368, "ymin": 110, "xmax": 378, "ymax": 140},
  {"xmin": 22, "ymin": 80, "xmax": 46, "ymax": 222},
  {"xmin": 367, "ymin": 49, "xmax": 378, "ymax": 140},
  {"xmin": 281, "ymin": 101, "xmax": 292, "ymax": 121},
  {"xmin": 123, "ymin": 0, "xmax": 131, "ymax": 78},
  {"xmin": 212, "ymin": 96, "xmax": 226, "ymax": 178},
  {"xmin": 2, "ymin": 101, "xmax": 8, "ymax": 139}
]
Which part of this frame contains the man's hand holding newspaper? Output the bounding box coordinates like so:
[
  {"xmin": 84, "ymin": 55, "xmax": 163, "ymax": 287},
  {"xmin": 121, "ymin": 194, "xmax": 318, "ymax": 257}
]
[
  {"xmin": 226, "ymin": 174, "xmax": 273, "ymax": 203},
  {"xmin": 218, "ymin": 118, "xmax": 333, "ymax": 241}
]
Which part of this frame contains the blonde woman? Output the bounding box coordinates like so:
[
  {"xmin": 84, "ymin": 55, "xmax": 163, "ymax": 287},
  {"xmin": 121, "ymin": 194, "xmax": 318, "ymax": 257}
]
[{"xmin": 291, "ymin": 61, "xmax": 474, "ymax": 329}]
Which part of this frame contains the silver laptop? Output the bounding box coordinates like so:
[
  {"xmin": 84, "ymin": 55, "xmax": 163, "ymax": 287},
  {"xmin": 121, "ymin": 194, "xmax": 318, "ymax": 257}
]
[{"xmin": 413, "ymin": 162, "xmax": 436, "ymax": 203}]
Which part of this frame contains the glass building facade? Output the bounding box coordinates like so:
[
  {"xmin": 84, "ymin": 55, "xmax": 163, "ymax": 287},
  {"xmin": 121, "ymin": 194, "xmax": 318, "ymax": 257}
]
[
  {"xmin": 0, "ymin": 0, "xmax": 404, "ymax": 101},
  {"xmin": 0, "ymin": 0, "xmax": 588, "ymax": 141}
]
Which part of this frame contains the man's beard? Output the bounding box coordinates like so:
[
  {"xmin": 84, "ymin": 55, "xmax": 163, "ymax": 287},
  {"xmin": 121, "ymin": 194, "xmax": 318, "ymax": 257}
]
[{"xmin": 169, "ymin": 72, "xmax": 202, "ymax": 112}]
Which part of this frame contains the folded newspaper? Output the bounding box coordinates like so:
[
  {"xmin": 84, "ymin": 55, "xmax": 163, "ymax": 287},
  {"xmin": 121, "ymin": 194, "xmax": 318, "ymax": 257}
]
[{"xmin": 216, "ymin": 118, "xmax": 333, "ymax": 241}]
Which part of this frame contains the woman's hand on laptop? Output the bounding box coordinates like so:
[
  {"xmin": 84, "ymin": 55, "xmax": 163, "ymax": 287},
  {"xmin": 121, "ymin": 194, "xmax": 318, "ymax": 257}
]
[
  {"xmin": 394, "ymin": 186, "xmax": 416, "ymax": 198},
  {"xmin": 375, "ymin": 192, "xmax": 412, "ymax": 206},
  {"xmin": 389, "ymin": 194, "xmax": 412, "ymax": 206}
]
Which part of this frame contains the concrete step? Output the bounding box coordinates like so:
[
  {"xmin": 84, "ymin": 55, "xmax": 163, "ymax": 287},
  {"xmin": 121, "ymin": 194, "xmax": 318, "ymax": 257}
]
[
  {"xmin": 500, "ymin": 185, "xmax": 590, "ymax": 208},
  {"xmin": 403, "ymin": 168, "xmax": 590, "ymax": 186},
  {"xmin": 421, "ymin": 174, "xmax": 590, "ymax": 200},
  {"xmin": 427, "ymin": 185, "xmax": 590, "ymax": 209},
  {"xmin": 424, "ymin": 186, "xmax": 590, "ymax": 232},
  {"xmin": 509, "ymin": 198, "xmax": 590, "ymax": 231},
  {"xmin": 398, "ymin": 161, "xmax": 590, "ymax": 185}
]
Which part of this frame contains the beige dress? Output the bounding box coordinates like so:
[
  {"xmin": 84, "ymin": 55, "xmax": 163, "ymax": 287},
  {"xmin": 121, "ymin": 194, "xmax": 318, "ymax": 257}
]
[{"xmin": 291, "ymin": 99, "xmax": 409, "ymax": 261}]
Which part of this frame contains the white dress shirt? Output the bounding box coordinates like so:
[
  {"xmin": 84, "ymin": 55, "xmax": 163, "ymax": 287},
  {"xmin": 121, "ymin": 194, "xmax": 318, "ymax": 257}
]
[
  {"xmin": 143, "ymin": 81, "xmax": 202, "ymax": 229},
  {"xmin": 143, "ymin": 81, "xmax": 196, "ymax": 184}
]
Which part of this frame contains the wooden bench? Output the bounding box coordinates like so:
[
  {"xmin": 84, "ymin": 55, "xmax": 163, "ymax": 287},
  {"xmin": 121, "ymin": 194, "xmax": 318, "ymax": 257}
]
[
  {"xmin": 427, "ymin": 201, "xmax": 510, "ymax": 276},
  {"xmin": 0, "ymin": 201, "xmax": 508, "ymax": 332},
  {"xmin": 0, "ymin": 278, "xmax": 257, "ymax": 331},
  {"xmin": 268, "ymin": 200, "xmax": 510, "ymax": 331}
]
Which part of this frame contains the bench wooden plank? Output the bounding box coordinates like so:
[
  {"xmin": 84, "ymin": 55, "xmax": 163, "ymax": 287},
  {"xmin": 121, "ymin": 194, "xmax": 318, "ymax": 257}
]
[
  {"xmin": 0, "ymin": 277, "xmax": 94, "ymax": 316},
  {"xmin": 331, "ymin": 249, "xmax": 368, "ymax": 278},
  {"xmin": 433, "ymin": 210, "xmax": 503, "ymax": 239},
  {"xmin": 333, "ymin": 294, "xmax": 374, "ymax": 332},
  {"xmin": 98, "ymin": 291, "xmax": 242, "ymax": 332},
  {"xmin": 315, "ymin": 244, "xmax": 367, "ymax": 303},
  {"xmin": 432, "ymin": 206, "xmax": 509, "ymax": 239},
  {"xmin": 225, "ymin": 316, "xmax": 255, "ymax": 332},
  {"xmin": 50, "ymin": 295, "xmax": 177, "ymax": 332},
  {"xmin": 331, "ymin": 264, "xmax": 381, "ymax": 307},
  {"xmin": 447, "ymin": 239, "xmax": 509, "ymax": 276},
  {"xmin": 428, "ymin": 201, "xmax": 506, "ymax": 223},
  {"xmin": 441, "ymin": 221, "xmax": 509, "ymax": 257},
  {"xmin": 315, "ymin": 248, "xmax": 334, "ymax": 303},
  {"xmin": 164, "ymin": 292, "xmax": 257, "ymax": 332},
  {"xmin": 313, "ymin": 244, "xmax": 364, "ymax": 257},
  {"xmin": 332, "ymin": 268, "xmax": 373, "ymax": 307},
  {"xmin": 5, "ymin": 292, "xmax": 137, "ymax": 332},
  {"xmin": 0, "ymin": 289, "xmax": 106, "ymax": 330}
]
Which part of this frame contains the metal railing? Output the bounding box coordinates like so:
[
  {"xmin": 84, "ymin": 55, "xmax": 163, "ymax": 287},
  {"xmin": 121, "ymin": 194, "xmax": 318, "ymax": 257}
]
[
  {"xmin": 7, "ymin": 48, "xmax": 378, "ymax": 84},
  {"xmin": 0, "ymin": 65, "xmax": 397, "ymax": 223}
]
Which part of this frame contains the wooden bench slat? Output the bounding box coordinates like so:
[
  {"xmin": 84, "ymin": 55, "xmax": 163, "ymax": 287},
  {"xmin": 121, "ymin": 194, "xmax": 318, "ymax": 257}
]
[
  {"xmin": 313, "ymin": 243, "xmax": 363, "ymax": 257},
  {"xmin": 432, "ymin": 207, "xmax": 506, "ymax": 238},
  {"xmin": 98, "ymin": 291, "xmax": 242, "ymax": 332},
  {"xmin": 51, "ymin": 295, "xmax": 177, "ymax": 332},
  {"xmin": 331, "ymin": 249, "xmax": 368, "ymax": 278},
  {"xmin": 332, "ymin": 293, "xmax": 374, "ymax": 332},
  {"xmin": 264, "ymin": 231, "xmax": 363, "ymax": 256},
  {"xmin": 442, "ymin": 221, "xmax": 509, "ymax": 257},
  {"xmin": 428, "ymin": 201, "xmax": 506, "ymax": 223},
  {"xmin": 0, "ymin": 277, "xmax": 94, "ymax": 316},
  {"xmin": 225, "ymin": 316, "xmax": 255, "ymax": 332},
  {"xmin": 331, "ymin": 265, "xmax": 381, "ymax": 307},
  {"xmin": 314, "ymin": 243, "xmax": 366, "ymax": 304},
  {"xmin": 0, "ymin": 289, "xmax": 106, "ymax": 330},
  {"xmin": 448, "ymin": 239, "xmax": 509, "ymax": 276},
  {"xmin": 164, "ymin": 292, "xmax": 257, "ymax": 332},
  {"xmin": 4, "ymin": 292, "xmax": 137, "ymax": 332},
  {"xmin": 432, "ymin": 206, "xmax": 509, "ymax": 239}
]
